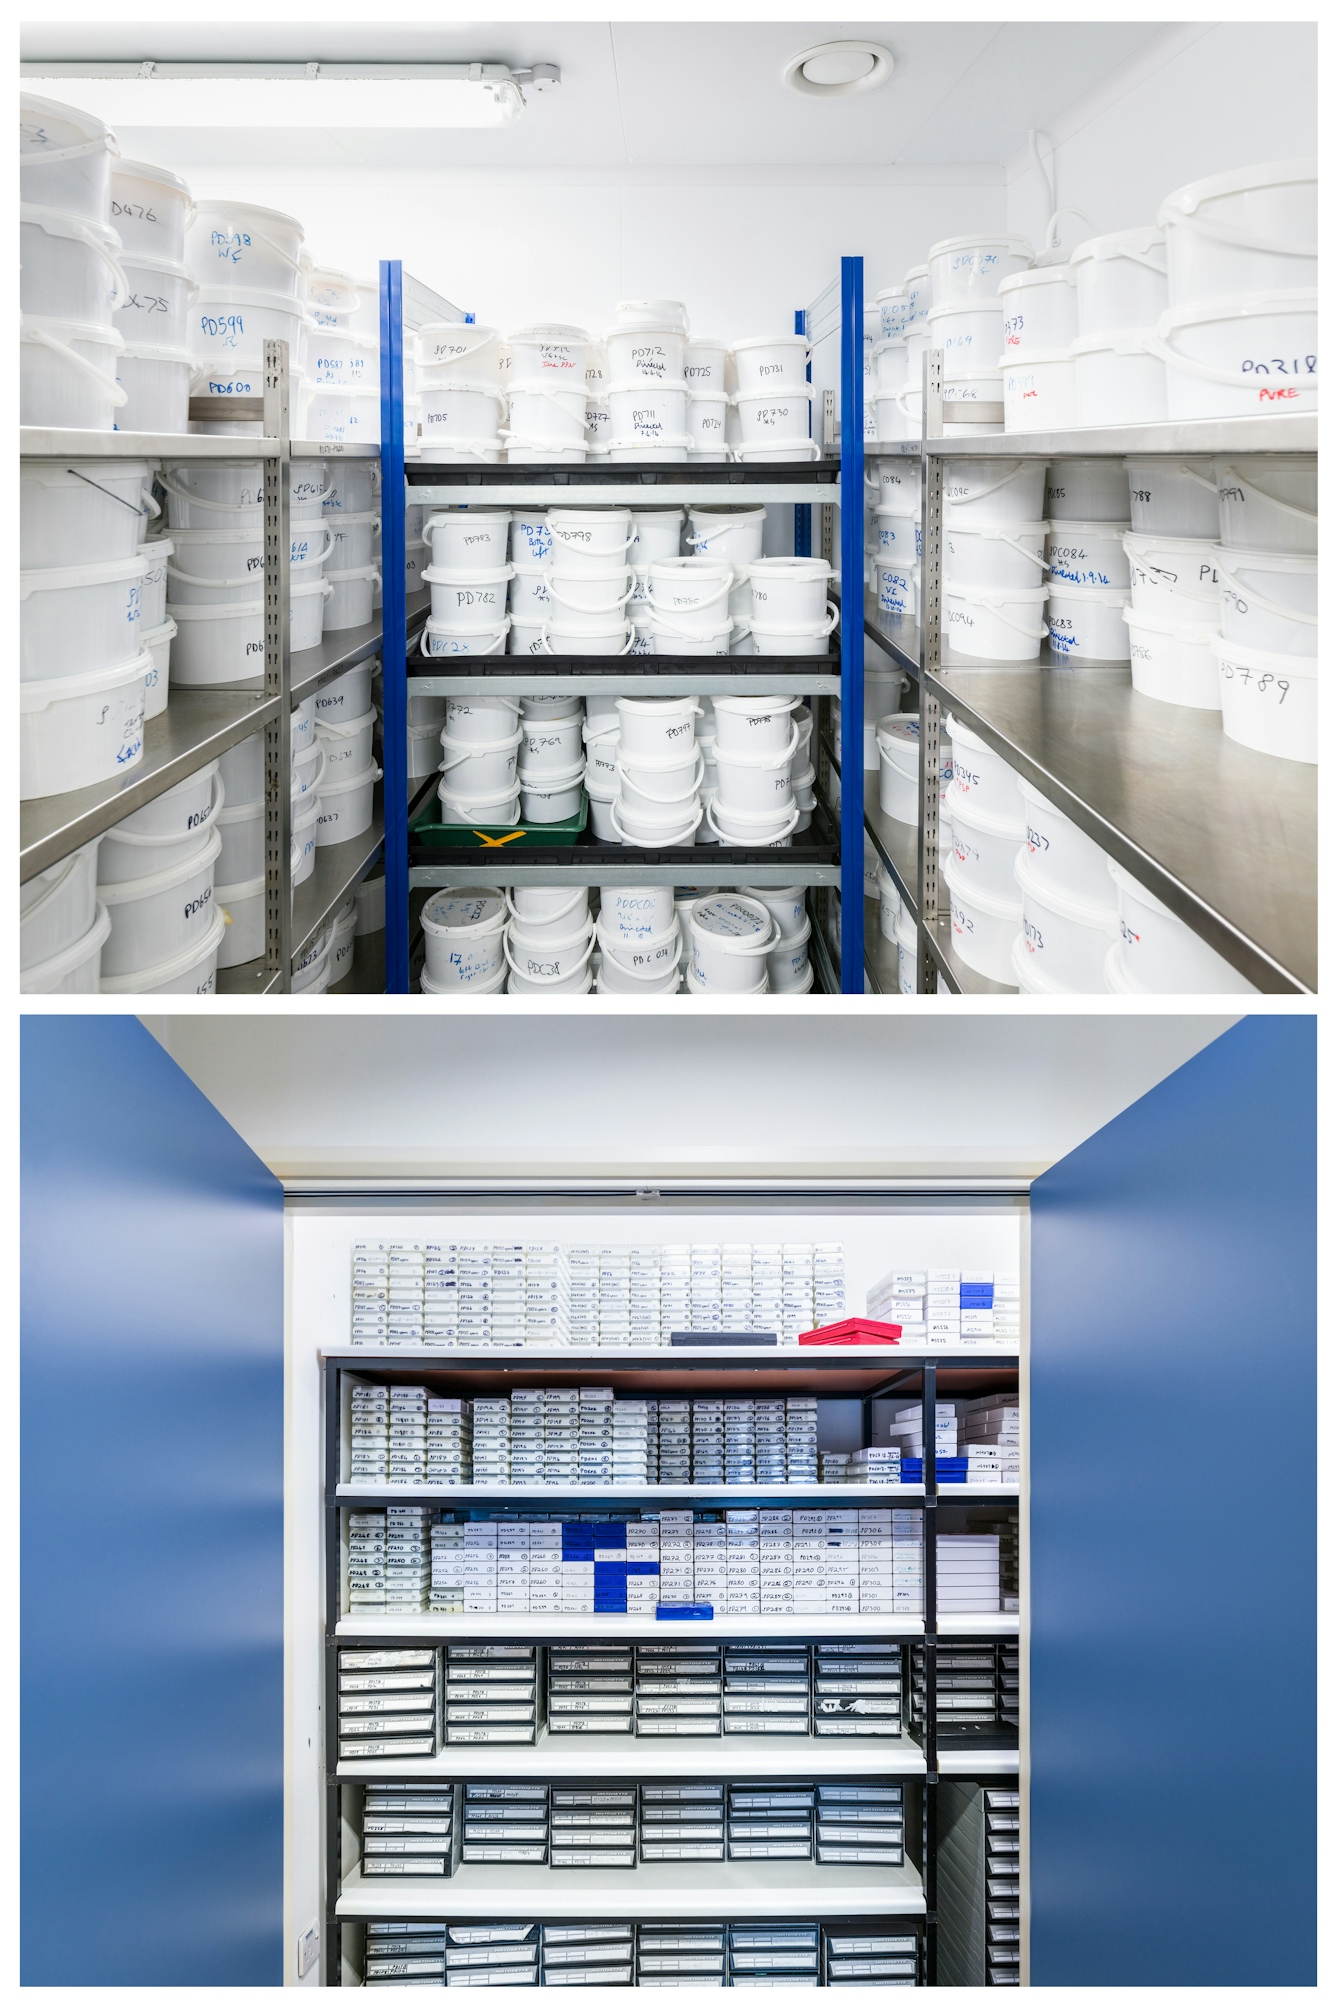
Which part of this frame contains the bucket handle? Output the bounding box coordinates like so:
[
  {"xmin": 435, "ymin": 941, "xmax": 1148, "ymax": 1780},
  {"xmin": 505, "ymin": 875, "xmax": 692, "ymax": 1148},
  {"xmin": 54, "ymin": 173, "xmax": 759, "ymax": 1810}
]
[
  {"xmin": 166, "ymin": 527, "xmax": 333, "ymax": 590},
  {"xmin": 609, "ymin": 795, "xmax": 703, "ymax": 848},
  {"xmin": 505, "ymin": 885, "xmax": 587, "ymax": 930},
  {"xmin": 616, "ymin": 749, "xmax": 705, "ymax": 805},
  {"xmin": 1143, "ymin": 325, "xmax": 1317, "ymax": 391},
  {"xmin": 439, "ymin": 727, "xmax": 521, "ymax": 773},
  {"xmin": 540, "ymin": 623, "xmax": 634, "ymax": 656},
  {"xmin": 420, "ymin": 624, "xmax": 509, "ymax": 659},
  {"xmin": 544, "ymin": 572, "xmax": 635, "ymax": 613},
  {"xmin": 733, "ymin": 438, "xmax": 821, "ymax": 462},
  {"xmin": 1214, "ymin": 555, "xmax": 1317, "ymax": 627},
  {"xmin": 706, "ymin": 791, "xmax": 802, "ymax": 853},
  {"xmin": 160, "ymin": 468, "xmax": 332, "ymax": 513},
  {"xmin": 1164, "ymin": 205, "xmax": 1316, "ymax": 259},
  {"xmin": 293, "ymin": 744, "xmax": 327, "ymax": 800},
  {"xmin": 1219, "ymin": 463, "xmax": 1317, "ymax": 523},
  {"xmin": 953, "ymin": 596, "xmax": 1048, "ymax": 643},
  {"xmin": 503, "ymin": 922, "xmax": 595, "ymax": 985},
  {"xmin": 714, "ymin": 721, "xmax": 800, "ymax": 770},
  {"xmin": 975, "ymin": 526, "xmax": 1051, "ymax": 572},
  {"xmin": 62, "ymin": 465, "xmax": 156, "ymax": 521},
  {"xmin": 22, "ymin": 320, "xmax": 128, "ymax": 405},
  {"xmin": 30, "ymin": 211, "xmax": 131, "ymax": 310},
  {"xmin": 1173, "ymin": 461, "xmax": 1222, "ymax": 494},
  {"xmin": 945, "ymin": 463, "xmax": 1031, "ymax": 507},
  {"xmin": 650, "ymin": 567, "xmax": 733, "ymax": 611},
  {"xmin": 552, "ymin": 529, "xmax": 636, "ymax": 560}
]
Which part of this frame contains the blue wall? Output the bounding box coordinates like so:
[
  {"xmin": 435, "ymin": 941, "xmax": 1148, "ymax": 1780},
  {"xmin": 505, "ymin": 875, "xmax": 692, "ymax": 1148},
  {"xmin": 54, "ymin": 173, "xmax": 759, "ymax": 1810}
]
[
  {"xmin": 21, "ymin": 1018, "xmax": 285, "ymax": 1985},
  {"xmin": 1030, "ymin": 1016, "xmax": 1315, "ymax": 1984}
]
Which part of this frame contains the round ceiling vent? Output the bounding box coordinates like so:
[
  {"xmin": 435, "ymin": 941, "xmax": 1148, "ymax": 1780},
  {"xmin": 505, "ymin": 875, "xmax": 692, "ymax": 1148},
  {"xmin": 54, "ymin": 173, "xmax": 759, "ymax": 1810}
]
[{"xmin": 783, "ymin": 39, "xmax": 895, "ymax": 98}]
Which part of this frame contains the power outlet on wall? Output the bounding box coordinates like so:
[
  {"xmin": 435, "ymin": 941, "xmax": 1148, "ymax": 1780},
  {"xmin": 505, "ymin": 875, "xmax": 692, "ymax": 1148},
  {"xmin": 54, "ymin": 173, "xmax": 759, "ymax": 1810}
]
[{"xmin": 298, "ymin": 1923, "xmax": 320, "ymax": 1979}]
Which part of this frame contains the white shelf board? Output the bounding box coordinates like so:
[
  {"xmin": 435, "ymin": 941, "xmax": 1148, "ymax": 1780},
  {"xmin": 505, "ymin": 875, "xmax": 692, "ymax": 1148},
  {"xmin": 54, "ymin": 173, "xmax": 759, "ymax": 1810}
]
[
  {"xmin": 323, "ymin": 1345, "xmax": 1017, "ymax": 1366},
  {"xmin": 336, "ymin": 1483, "xmax": 927, "ymax": 1503},
  {"xmin": 336, "ymin": 1613, "xmax": 925, "ymax": 1640},
  {"xmin": 937, "ymin": 1746, "xmax": 1019, "ymax": 1776},
  {"xmin": 339, "ymin": 1734, "xmax": 926, "ymax": 1780},
  {"xmin": 337, "ymin": 1856, "xmax": 925, "ymax": 1919},
  {"xmin": 937, "ymin": 1613, "xmax": 1019, "ymax": 1636}
]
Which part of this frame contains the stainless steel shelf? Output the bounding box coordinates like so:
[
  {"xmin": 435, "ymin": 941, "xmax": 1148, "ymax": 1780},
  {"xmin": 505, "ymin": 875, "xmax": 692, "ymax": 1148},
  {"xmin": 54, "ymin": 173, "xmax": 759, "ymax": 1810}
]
[
  {"xmin": 412, "ymin": 668, "xmax": 842, "ymax": 697},
  {"xmin": 410, "ymin": 858, "xmax": 842, "ymax": 891},
  {"xmin": 866, "ymin": 440, "xmax": 923, "ymax": 459},
  {"xmin": 291, "ymin": 606, "xmax": 403, "ymax": 706},
  {"xmin": 864, "ymin": 896, "xmax": 901, "ymax": 995},
  {"xmin": 926, "ymin": 658, "xmax": 1315, "ymax": 993},
  {"xmin": 924, "ymin": 911, "xmax": 1017, "ymax": 997},
  {"xmin": 20, "ymin": 686, "xmax": 275, "ymax": 882},
  {"xmin": 410, "ymin": 482, "xmax": 839, "ymax": 506},
  {"xmin": 862, "ymin": 596, "xmax": 922, "ymax": 681},
  {"xmin": 921, "ymin": 411, "xmax": 1316, "ymax": 458},
  {"xmin": 21, "ymin": 428, "xmax": 381, "ymax": 460},
  {"xmin": 864, "ymin": 772, "xmax": 918, "ymax": 918}
]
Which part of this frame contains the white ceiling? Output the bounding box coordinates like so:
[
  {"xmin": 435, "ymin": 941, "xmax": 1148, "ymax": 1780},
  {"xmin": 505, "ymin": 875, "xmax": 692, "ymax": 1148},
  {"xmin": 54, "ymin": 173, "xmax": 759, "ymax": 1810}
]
[
  {"xmin": 22, "ymin": 20, "xmax": 1163, "ymax": 172},
  {"xmin": 140, "ymin": 1013, "xmax": 1235, "ymax": 1182}
]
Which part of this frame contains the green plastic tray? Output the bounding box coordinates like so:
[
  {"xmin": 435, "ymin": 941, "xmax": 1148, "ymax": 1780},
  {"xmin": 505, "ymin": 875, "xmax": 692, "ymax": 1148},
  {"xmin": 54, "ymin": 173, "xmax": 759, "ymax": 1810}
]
[{"xmin": 410, "ymin": 790, "xmax": 589, "ymax": 848}]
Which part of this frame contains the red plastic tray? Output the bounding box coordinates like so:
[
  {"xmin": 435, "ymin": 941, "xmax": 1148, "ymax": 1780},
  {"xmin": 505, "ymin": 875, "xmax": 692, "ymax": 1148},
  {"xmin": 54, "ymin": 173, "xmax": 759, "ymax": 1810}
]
[{"xmin": 797, "ymin": 1317, "xmax": 903, "ymax": 1346}]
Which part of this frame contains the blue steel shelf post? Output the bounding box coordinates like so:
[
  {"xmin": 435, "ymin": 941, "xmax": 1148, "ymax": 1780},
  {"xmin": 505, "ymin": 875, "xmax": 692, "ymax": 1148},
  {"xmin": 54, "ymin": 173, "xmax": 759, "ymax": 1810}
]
[
  {"xmin": 793, "ymin": 308, "xmax": 812, "ymax": 559},
  {"xmin": 838, "ymin": 255, "xmax": 865, "ymax": 993},
  {"xmin": 379, "ymin": 260, "xmax": 409, "ymax": 993}
]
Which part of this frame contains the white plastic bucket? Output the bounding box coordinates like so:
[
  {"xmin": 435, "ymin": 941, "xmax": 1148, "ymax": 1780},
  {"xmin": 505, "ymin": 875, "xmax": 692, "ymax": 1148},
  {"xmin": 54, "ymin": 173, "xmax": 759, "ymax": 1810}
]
[
  {"xmin": 166, "ymin": 597, "xmax": 253, "ymax": 684},
  {"xmin": 1071, "ymin": 226, "xmax": 1167, "ymax": 333},
  {"xmin": 685, "ymin": 962, "xmax": 768, "ymax": 996},
  {"xmin": 1214, "ymin": 457, "xmax": 1316, "ymax": 553},
  {"xmin": 20, "ymin": 459, "xmax": 155, "ymax": 569},
  {"xmin": 600, "ymin": 885, "xmax": 676, "ymax": 939},
  {"xmin": 998, "ymin": 262, "xmax": 1078, "ymax": 354},
  {"xmin": 1046, "ymin": 583, "xmax": 1132, "ymax": 661},
  {"xmin": 508, "ymin": 324, "xmax": 588, "ymax": 386},
  {"xmin": 1002, "ymin": 352, "xmax": 1078, "ymax": 433},
  {"xmin": 705, "ymin": 797, "xmax": 800, "ymax": 848},
  {"xmin": 100, "ymin": 903, "xmax": 226, "ymax": 994},
  {"xmin": 317, "ymin": 705, "xmax": 376, "ymax": 778},
  {"xmin": 747, "ymin": 558, "xmax": 832, "ymax": 628},
  {"xmin": 597, "ymin": 910, "xmax": 681, "ymax": 980},
  {"xmin": 713, "ymin": 737, "xmax": 797, "ymax": 815},
  {"xmin": 877, "ymin": 717, "xmax": 919, "ymax": 825},
  {"xmin": 949, "ymin": 786, "xmax": 1024, "ymax": 901},
  {"xmin": 519, "ymin": 761, "xmax": 586, "ymax": 824},
  {"xmin": 437, "ymin": 778, "xmax": 521, "ymax": 828},
  {"xmin": 216, "ymin": 796, "xmax": 263, "ymax": 884},
  {"xmin": 547, "ymin": 508, "xmax": 634, "ymax": 571},
  {"xmin": 711, "ymin": 694, "xmax": 800, "ymax": 758},
  {"xmin": 942, "ymin": 582, "xmax": 1047, "ymax": 662},
  {"xmin": 730, "ymin": 335, "xmax": 810, "ymax": 393},
  {"xmin": 188, "ymin": 201, "xmax": 305, "ymax": 297},
  {"xmin": 1018, "ymin": 776, "xmax": 1119, "ymax": 911},
  {"xmin": 1108, "ymin": 860, "xmax": 1255, "ymax": 994},
  {"xmin": 439, "ymin": 725, "xmax": 522, "ymax": 795},
  {"xmin": 595, "ymin": 950, "xmax": 680, "ymax": 994},
  {"xmin": 926, "ymin": 298, "xmax": 1005, "ymax": 369},
  {"xmin": 943, "ymin": 519, "xmax": 1045, "ymax": 590},
  {"xmin": 688, "ymin": 895, "xmax": 777, "ymax": 991},
  {"xmin": 324, "ymin": 564, "xmax": 380, "ymax": 632},
  {"xmin": 315, "ymin": 663, "xmax": 373, "ymax": 723},
  {"xmin": 422, "ymin": 617, "xmax": 509, "ymax": 658},
  {"xmin": 684, "ymin": 338, "xmax": 727, "ymax": 391},
  {"xmin": 22, "ymin": 93, "xmax": 117, "ymax": 224},
  {"xmin": 686, "ymin": 395, "xmax": 729, "ymax": 456},
  {"xmin": 20, "ymin": 835, "xmax": 102, "ymax": 969},
  {"xmin": 21, "ymin": 551, "xmax": 148, "ymax": 682},
  {"xmin": 292, "ymin": 794, "xmax": 320, "ymax": 883},
  {"xmin": 615, "ymin": 695, "xmax": 700, "ymax": 760},
  {"xmin": 927, "ymin": 234, "xmax": 1034, "ymax": 303},
  {"xmin": 1044, "ymin": 520, "xmax": 1130, "ymax": 590},
  {"xmin": 943, "ymin": 458, "xmax": 1046, "ymax": 524},
  {"xmin": 617, "ymin": 750, "xmax": 702, "ymax": 814},
  {"xmin": 510, "ymin": 509, "xmax": 553, "ymax": 565},
  {"xmin": 21, "ymin": 313, "xmax": 126, "ymax": 428},
  {"xmin": 328, "ymin": 898, "xmax": 358, "ymax": 986},
  {"xmin": 316, "ymin": 762, "xmax": 381, "ymax": 845},
  {"xmin": 419, "ymin": 382, "xmax": 506, "ymax": 452},
  {"xmin": 21, "ymin": 206, "xmax": 127, "ymax": 322},
  {"xmin": 586, "ymin": 790, "xmax": 619, "ymax": 841},
  {"xmin": 510, "ymin": 962, "xmax": 594, "ymax": 995},
  {"xmin": 610, "ymin": 795, "xmax": 703, "ymax": 848},
  {"xmin": 421, "ymin": 959, "xmax": 507, "ymax": 997},
  {"xmin": 1124, "ymin": 605, "xmax": 1222, "ymax": 710},
  {"xmin": 407, "ymin": 719, "xmax": 445, "ymax": 779},
  {"xmin": 305, "ymin": 328, "xmax": 376, "ymax": 391},
  {"xmin": 1124, "ymin": 458, "xmax": 1218, "ymax": 539},
  {"xmin": 623, "ymin": 509, "xmax": 684, "ymax": 568},
  {"xmin": 519, "ymin": 712, "xmax": 585, "ymax": 773},
  {"xmin": 1214, "ymin": 545, "xmax": 1315, "ymax": 654},
  {"xmin": 506, "ymin": 913, "xmax": 596, "ymax": 986},
  {"xmin": 733, "ymin": 388, "xmax": 813, "ymax": 447},
  {"xmin": 941, "ymin": 851, "xmax": 1020, "ymax": 986},
  {"xmin": 1152, "ymin": 291, "xmax": 1317, "ymax": 421},
  {"xmin": 116, "ymin": 248, "xmax": 195, "ymax": 347},
  {"xmin": 604, "ymin": 324, "xmax": 687, "ymax": 382},
  {"xmin": 325, "ymin": 509, "xmax": 377, "ymax": 572},
  {"xmin": 584, "ymin": 735, "xmax": 620, "ymax": 797},
  {"xmin": 444, "ymin": 695, "xmax": 521, "ymax": 743},
  {"xmin": 872, "ymin": 338, "xmax": 907, "ymax": 398},
  {"xmin": 877, "ymin": 287, "xmax": 911, "ymax": 340},
  {"xmin": 506, "ymin": 884, "xmax": 590, "ymax": 932},
  {"xmin": 544, "ymin": 619, "xmax": 633, "ymax": 656},
  {"xmin": 1123, "ymin": 530, "xmax": 1219, "ymax": 614},
  {"xmin": 606, "ymin": 380, "xmax": 688, "ymax": 446},
  {"xmin": 293, "ymin": 573, "xmax": 332, "ymax": 652},
  {"xmin": 1213, "ymin": 636, "xmax": 1316, "ymax": 764},
  {"xmin": 949, "ymin": 716, "xmax": 1024, "ymax": 824},
  {"xmin": 215, "ymin": 872, "xmax": 265, "ymax": 968},
  {"xmin": 114, "ymin": 339, "xmax": 193, "ymax": 432},
  {"xmin": 424, "ymin": 510, "xmax": 511, "ymax": 570},
  {"xmin": 418, "ymin": 322, "xmax": 502, "ymax": 382},
  {"xmin": 291, "ymin": 736, "xmax": 324, "ymax": 802},
  {"xmin": 1157, "ymin": 159, "xmax": 1316, "ymax": 303},
  {"xmin": 421, "ymin": 888, "xmax": 508, "ymax": 987},
  {"xmin": 190, "ymin": 286, "xmax": 305, "ymax": 366},
  {"xmin": 767, "ymin": 915, "xmax": 813, "ymax": 994},
  {"xmin": 1013, "ymin": 848, "xmax": 1115, "ymax": 992},
  {"xmin": 98, "ymin": 824, "xmax": 221, "ymax": 976},
  {"xmin": 1046, "ymin": 459, "xmax": 1131, "ymax": 523},
  {"xmin": 423, "ymin": 562, "xmax": 512, "ymax": 628},
  {"xmin": 648, "ymin": 558, "xmax": 734, "ymax": 637},
  {"xmin": 21, "ymin": 652, "xmax": 147, "ymax": 800},
  {"xmin": 872, "ymin": 509, "xmax": 920, "ymax": 564},
  {"xmin": 874, "ymin": 562, "xmax": 919, "ymax": 624},
  {"xmin": 98, "ymin": 763, "xmax": 222, "ymax": 882},
  {"xmin": 544, "ymin": 566, "xmax": 633, "ymax": 619},
  {"xmin": 1070, "ymin": 329, "xmax": 1167, "ymax": 428},
  {"xmin": 139, "ymin": 542, "xmax": 172, "ymax": 629},
  {"xmin": 508, "ymin": 619, "xmax": 547, "ymax": 655},
  {"xmin": 505, "ymin": 385, "xmax": 588, "ymax": 456},
  {"xmin": 21, "ymin": 900, "xmax": 112, "ymax": 994}
]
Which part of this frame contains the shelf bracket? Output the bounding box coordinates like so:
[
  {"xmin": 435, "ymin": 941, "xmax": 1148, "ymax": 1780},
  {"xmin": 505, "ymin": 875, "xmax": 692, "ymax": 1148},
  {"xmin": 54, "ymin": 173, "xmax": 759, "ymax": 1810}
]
[
  {"xmin": 263, "ymin": 338, "xmax": 293, "ymax": 990},
  {"xmin": 917, "ymin": 349, "xmax": 945, "ymax": 995}
]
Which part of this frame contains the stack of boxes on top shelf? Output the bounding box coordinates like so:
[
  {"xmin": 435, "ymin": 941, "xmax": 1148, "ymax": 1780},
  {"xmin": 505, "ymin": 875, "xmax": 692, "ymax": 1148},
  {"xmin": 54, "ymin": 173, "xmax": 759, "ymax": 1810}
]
[
  {"xmin": 874, "ymin": 1395, "xmax": 1019, "ymax": 1488},
  {"xmin": 865, "ymin": 1268, "xmax": 1021, "ymax": 1345},
  {"xmin": 351, "ymin": 1239, "xmax": 845, "ymax": 1347}
]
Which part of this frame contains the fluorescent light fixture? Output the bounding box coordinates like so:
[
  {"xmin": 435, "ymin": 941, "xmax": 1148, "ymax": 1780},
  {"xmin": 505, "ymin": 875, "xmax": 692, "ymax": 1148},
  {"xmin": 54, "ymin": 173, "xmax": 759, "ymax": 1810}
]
[
  {"xmin": 783, "ymin": 40, "xmax": 894, "ymax": 98},
  {"xmin": 19, "ymin": 61, "xmax": 560, "ymax": 130}
]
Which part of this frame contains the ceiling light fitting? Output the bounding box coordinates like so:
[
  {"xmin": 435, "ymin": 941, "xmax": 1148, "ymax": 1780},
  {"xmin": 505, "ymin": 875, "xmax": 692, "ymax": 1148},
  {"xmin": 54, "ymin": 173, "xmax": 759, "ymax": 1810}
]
[
  {"xmin": 18, "ymin": 60, "xmax": 560, "ymax": 130},
  {"xmin": 783, "ymin": 40, "xmax": 895, "ymax": 98}
]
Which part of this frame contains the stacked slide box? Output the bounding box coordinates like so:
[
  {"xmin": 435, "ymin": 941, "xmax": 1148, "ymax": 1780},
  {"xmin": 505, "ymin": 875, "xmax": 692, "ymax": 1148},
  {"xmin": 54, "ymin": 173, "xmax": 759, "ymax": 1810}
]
[
  {"xmin": 638, "ymin": 1783, "xmax": 725, "ymax": 1862},
  {"xmin": 985, "ymin": 1790, "xmax": 1021, "ymax": 1984},
  {"xmin": 633, "ymin": 1642, "xmax": 721, "ymax": 1736},
  {"xmin": 637, "ymin": 1923, "xmax": 727, "ymax": 1987},
  {"xmin": 363, "ymin": 1920, "xmax": 447, "ymax": 1986},
  {"xmin": 729, "ymin": 1923, "xmax": 820, "ymax": 1985},
  {"xmin": 338, "ymin": 1647, "xmax": 441, "ymax": 1761},
  {"xmin": 726, "ymin": 1783, "xmax": 815, "ymax": 1861},
  {"xmin": 462, "ymin": 1782, "xmax": 549, "ymax": 1865},
  {"xmin": 823, "ymin": 1928, "xmax": 920, "ymax": 1986},
  {"xmin": 541, "ymin": 1923, "xmax": 634, "ymax": 1985},
  {"xmin": 815, "ymin": 1783, "xmax": 904, "ymax": 1865},
  {"xmin": 549, "ymin": 1785, "xmax": 638, "ymax": 1869},
  {"xmin": 445, "ymin": 1644, "xmax": 543, "ymax": 1745},
  {"xmin": 361, "ymin": 1781, "xmax": 459, "ymax": 1879},
  {"xmin": 443, "ymin": 1923, "xmax": 539, "ymax": 1986},
  {"xmin": 813, "ymin": 1641, "xmax": 903, "ymax": 1737},
  {"xmin": 722, "ymin": 1644, "xmax": 811, "ymax": 1734},
  {"xmin": 546, "ymin": 1644, "xmax": 635, "ymax": 1736}
]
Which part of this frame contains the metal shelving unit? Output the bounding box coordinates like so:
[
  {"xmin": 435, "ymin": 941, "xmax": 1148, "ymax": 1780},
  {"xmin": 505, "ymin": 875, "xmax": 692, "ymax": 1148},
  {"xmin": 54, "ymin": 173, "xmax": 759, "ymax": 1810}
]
[
  {"xmin": 320, "ymin": 1334, "xmax": 1020, "ymax": 1985},
  {"xmin": 20, "ymin": 348, "xmax": 383, "ymax": 993},
  {"xmin": 861, "ymin": 374, "xmax": 1317, "ymax": 993},
  {"xmin": 376, "ymin": 258, "xmax": 868, "ymax": 992}
]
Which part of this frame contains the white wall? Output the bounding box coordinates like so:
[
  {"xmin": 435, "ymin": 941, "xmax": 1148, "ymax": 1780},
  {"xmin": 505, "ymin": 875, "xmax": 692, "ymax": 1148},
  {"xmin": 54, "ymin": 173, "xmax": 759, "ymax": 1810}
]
[
  {"xmin": 154, "ymin": 159, "xmax": 1004, "ymax": 339},
  {"xmin": 1006, "ymin": 23, "xmax": 1318, "ymax": 248}
]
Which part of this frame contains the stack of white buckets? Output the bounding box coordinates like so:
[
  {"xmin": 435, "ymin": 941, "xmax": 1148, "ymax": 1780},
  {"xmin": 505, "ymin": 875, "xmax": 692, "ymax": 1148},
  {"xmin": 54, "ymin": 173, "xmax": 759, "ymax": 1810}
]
[
  {"xmin": 414, "ymin": 301, "xmax": 820, "ymax": 465},
  {"xmin": 418, "ymin": 883, "xmax": 813, "ymax": 996}
]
